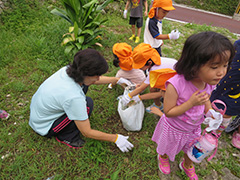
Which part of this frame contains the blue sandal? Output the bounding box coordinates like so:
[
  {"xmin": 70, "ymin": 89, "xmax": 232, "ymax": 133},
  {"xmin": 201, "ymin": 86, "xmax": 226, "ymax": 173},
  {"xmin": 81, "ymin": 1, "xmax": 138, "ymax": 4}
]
[{"xmin": 146, "ymin": 102, "xmax": 163, "ymax": 113}]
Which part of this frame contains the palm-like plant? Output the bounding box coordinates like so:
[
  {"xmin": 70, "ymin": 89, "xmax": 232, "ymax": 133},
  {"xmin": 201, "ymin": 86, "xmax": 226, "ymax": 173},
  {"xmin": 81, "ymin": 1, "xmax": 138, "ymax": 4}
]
[{"xmin": 51, "ymin": 0, "xmax": 113, "ymax": 54}]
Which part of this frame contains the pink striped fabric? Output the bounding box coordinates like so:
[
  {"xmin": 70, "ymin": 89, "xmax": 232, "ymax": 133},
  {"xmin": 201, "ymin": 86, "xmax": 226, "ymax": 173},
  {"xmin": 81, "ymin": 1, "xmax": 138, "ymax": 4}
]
[{"xmin": 152, "ymin": 114, "xmax": 201, "ymax": 162}]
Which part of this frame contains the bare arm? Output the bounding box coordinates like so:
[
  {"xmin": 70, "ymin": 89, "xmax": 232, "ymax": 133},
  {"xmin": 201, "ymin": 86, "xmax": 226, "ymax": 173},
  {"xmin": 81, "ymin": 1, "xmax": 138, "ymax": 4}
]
[
  {"xmin": 125, "ymin": 0, "xmax": 130, "ymax": 10},
  {"xmin": 94, "ymin": 76, "xmax": 119, "ymax": 85},
  {"xmin": 75, "ymin": 119, "xmax": 117, "ymax": 142},
  {"xmin": 129, "ymin": 83, "xmax": 149, "ymax": 97},
  {"xmin": 144, "ymin": 0, "xmax": 148, "ymax": 16},
  {"xmin": 204, "ymin": 98, "xmax": 212, "ymax": 114},
  {"xmin": 155, "ymin": 34, "xmax": 169, "ymax": 40},
  {"xmin": 139, "ymin": 91, "xmax": 164, "ymax": 100}
]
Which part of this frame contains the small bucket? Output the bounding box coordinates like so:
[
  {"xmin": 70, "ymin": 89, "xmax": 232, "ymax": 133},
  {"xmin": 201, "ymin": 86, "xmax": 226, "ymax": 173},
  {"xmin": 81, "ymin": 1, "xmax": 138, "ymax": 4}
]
[{"xmin": 187, "ymin": 131, "xmax": 218, "ymax": 163}]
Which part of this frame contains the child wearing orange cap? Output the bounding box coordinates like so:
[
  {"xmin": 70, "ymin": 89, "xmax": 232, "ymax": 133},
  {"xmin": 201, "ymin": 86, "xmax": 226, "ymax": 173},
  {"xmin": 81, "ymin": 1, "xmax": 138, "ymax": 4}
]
[
  {"xmin": 121, "ymin": 43, "xmax": 177, "ymax": 113},
  {"xmin": 144, "ymin": 0, "xmax": 180, "ymax": 56},
  {"xmin": 112, "ymin": 43, "xmax": 146, "ymax": 85}
]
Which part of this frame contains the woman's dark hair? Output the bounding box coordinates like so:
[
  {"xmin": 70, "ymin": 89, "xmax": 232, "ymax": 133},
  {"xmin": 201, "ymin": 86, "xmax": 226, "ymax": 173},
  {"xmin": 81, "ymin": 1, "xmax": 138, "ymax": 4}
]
[
  {"xmin": 113, "ymin": 54, "xmax": 120, "ymax": 67},
  {"xmin": 67, "ymin": 49, "xmax": 109, "ymax": 83},
  {"xmin": 175, "ymin": 31, "xmax": 235, "ymax": 81}
]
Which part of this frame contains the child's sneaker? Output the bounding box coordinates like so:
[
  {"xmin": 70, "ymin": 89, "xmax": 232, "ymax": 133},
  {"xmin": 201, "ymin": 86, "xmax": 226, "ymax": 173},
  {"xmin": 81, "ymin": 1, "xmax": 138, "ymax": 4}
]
[
  {"xmin": 225, "ymin": 115, "xmax": 240, "ymax": 133},
  {"xmin": 232, "ymin": 131, "xmax": 240, "ymax": 149},
  {"xmin": 0, "ymin": 110, "xmax": 10, "ymax": 120},
  {"xmin": 146, "ymin": 102, "xmax": 163, "ymax": 113},
  {"xmin": 135, "ymin": 36, "xmax": 140, "ymax": 43},
  {"xmin": 179, "ymin": 160, "xmax": 198, "ymax": 180},
  {"xmin": 157, "ymin": 154, "xmax": 170, "ymax": 174},
  {"xmin": 129, "ymin": 34, "xmax": 135, "ymax": 41}
]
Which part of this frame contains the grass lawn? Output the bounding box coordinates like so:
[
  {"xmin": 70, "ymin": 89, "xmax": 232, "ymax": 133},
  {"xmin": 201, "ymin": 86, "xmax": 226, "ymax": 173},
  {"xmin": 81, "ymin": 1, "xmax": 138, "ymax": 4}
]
[{"xmin": 0, "ymin": 1, "xmax": 239, "ymax": 179}]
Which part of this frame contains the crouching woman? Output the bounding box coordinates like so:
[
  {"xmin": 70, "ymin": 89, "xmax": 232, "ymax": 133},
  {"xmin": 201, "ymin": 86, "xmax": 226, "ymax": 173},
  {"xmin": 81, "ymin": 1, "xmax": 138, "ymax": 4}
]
[{"xmin": 29, "ymin": 49, "xmax": 133, "ymax": 152}]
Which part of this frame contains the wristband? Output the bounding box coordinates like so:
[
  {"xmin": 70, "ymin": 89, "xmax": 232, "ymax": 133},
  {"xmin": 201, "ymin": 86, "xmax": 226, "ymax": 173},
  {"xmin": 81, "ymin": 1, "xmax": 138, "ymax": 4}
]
[
  {"xmin": 138, "ymin": 95, "xmax": 142, "ymax": 100},
  {"xmin": 114, "ymin": 134, "xmax": 118, "ymax": 143},
  {"xmin": 128, "ymin": 93, "xmax": 132, "ymax": 98}
]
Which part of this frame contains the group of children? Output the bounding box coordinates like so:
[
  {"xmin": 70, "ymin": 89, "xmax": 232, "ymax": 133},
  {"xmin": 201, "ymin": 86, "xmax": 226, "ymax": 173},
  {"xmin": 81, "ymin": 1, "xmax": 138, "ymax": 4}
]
[
  {"xmin": 111, "ymin": 1, "xmax": 240, "ymax": 178},
  {"xmin": 113, "ymin": 31, "xmax": 239, "ymax": 179}
]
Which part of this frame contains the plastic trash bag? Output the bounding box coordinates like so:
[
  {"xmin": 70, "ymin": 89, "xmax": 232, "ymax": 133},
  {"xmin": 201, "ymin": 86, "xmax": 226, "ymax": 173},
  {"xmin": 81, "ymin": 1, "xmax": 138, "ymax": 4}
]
[{"xmin": 117, "ymin": 85, "xmax": 145, "ymax": 131}]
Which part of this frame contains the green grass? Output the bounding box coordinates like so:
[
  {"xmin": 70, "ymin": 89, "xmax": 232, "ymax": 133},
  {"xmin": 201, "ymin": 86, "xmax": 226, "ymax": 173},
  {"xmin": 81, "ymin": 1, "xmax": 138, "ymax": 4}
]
[{"xmin": 0, "ymin": 1, "xmax": 239, "ymax": 180}]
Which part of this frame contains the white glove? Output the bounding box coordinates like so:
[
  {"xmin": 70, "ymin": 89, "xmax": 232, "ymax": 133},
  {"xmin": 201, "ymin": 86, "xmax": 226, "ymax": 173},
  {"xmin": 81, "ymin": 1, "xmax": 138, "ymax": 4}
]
[
  {"xmin": 132, "ymin": 94, "xmax": 141, "ymax": 103},
  {"xmin": 117, "ymin": 77, "xmax": 132, "ymax": 87},
  {"xmin": 204, "ymin": 109, "xmax": 223, "ymax": 132},
  {"xmin": 168, "ymin": 29, "xmax": 180, "ymax": 40},
  {"xmin": 123, "ymin": 10, "xmax": 127, "ymax": 19},
  {"xmin": 121, "ymin": 93, "xmax": 132, "ymax": 107},
  {"xmin": 205, "ymin": 109, "xmax": 222, "ymax": 119},
  {"xmin": 115, "ymin": 134, "xmax": 134, "ymax": 152},
  {"xmin": 108, "ymin": 83, "xmax": 113, "ymax": 89}
]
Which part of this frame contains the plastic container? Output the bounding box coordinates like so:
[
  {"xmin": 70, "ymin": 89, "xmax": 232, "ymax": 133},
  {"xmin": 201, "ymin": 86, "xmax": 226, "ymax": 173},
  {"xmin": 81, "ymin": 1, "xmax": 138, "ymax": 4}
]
[{"xmin": 187, "ymin": 132, "xmax": 218, "ymax": 163}]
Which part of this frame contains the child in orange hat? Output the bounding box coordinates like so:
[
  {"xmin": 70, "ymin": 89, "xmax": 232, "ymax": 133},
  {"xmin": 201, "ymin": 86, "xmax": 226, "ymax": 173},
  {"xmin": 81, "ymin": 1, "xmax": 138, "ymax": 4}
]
[
  {"xmin": 144, "ymin": 0, "xmax": 180, "ymax": 56},
  {"xmin": 121, "ymin": 43, "xmax": 177, "ymax": 114},
  {"xmin": 112, "ymin": 43, "xmax": 146, "ymax": 85}
]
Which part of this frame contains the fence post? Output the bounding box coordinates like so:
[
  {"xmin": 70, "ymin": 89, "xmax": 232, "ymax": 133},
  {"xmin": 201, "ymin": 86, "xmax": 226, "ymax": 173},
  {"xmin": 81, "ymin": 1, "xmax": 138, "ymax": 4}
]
[{"xmin": 233, "ymin": 1, "xmax": 240, "ymax": 21}]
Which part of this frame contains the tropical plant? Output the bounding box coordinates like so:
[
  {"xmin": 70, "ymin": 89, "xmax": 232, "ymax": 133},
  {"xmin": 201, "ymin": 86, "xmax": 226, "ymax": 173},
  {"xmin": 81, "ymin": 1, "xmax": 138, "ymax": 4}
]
[{"xmin": 51, "ymin": 0, "xmax": 113, "ymax": 55}]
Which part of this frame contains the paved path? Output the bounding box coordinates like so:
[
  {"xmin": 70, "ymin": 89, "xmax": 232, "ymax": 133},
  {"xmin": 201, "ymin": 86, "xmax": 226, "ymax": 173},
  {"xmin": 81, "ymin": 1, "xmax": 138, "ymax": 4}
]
[{"xmin": 166, "ymin": 4, "xmax": 240, "ymax": 35}]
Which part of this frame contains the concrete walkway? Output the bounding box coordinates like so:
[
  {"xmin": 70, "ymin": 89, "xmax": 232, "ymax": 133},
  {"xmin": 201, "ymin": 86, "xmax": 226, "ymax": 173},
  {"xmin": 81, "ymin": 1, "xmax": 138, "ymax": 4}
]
[{"xmin": 166, "ymin": 4, "xmax": 240, "ymax": 35}]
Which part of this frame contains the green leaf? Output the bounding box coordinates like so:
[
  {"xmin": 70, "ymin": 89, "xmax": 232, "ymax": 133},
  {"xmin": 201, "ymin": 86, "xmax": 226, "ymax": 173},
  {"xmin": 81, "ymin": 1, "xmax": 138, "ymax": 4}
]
[
  {"xmin": 70, "ymin": 0, "xmax": 80, "ymax": 15},
  {"xmin": 64, "ymin": 45, "xmax": 74, "ymax": 54},
  {"xmin": 51, "ymin": 8, "xmax": 73, "ymax": 24},
  {"xmin": 76, "ymin": 36, "xmax": 84, "ymax": 44},
  {"xmin": 83, "ymin": 0, "xmax": 98, "ymax": 9},
  {"xmin": 62, "ymin": 37, "xmax": 74, "ymax": 45},
  {"xmin": 73, "ymin": 22, "xmax": 78, "ymax": 39},
  {"xmin": 97, "ymin": 0, "xmax": 113, "ymax": 11},
  {"xmin": 110, "ymin": 170, "xmax": 120, "ymax": 180},
  {"xmin": 75, "ymin": 43, "xmax": 82, "ymax": 50},
  {"xmin": 82, "ymin": 29, "xmax": 94, "ymax": 36}
]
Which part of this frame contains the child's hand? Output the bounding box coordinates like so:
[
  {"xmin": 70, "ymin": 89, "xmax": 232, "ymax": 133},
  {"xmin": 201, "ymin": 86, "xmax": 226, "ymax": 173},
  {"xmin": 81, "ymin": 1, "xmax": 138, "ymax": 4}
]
[
  {"xmin": 144, "ymin": 10, "xmax": 148, "ymax": 16},
  {"xmin": 123, "ymin": 10, "xmax": 127, "ymax": 19},
  {"xmin": 150, "ymin": 106, "xmax": 163, "ymax": 117},
  {"xmin": 168, "ymin": 30, "xmax": 180, "ymax": 40},
  {"xmin": 188, "ymin": 91, "xmax": 209, "ymax": 107}
]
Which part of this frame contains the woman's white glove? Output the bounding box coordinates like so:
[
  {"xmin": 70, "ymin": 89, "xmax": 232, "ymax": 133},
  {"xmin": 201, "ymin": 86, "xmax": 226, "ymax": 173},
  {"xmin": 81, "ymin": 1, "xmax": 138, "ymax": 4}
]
[
  {"xmin": 115, "ymin": 134, "xmax": 134, "ymax": 152},
  {"xmin": 123, "ymin": 10, "xmax": 127, "ymax": 19},
  {"xmin": 121, "ymin": 93, "xmax": 132, "ymax": 107},
  {"xmin": 168, "ymin": 29, "xmax": 180, "ymax": 40},
  {"xmin": 117, "ymin": 77, "xmax": 132, "ymax": 87},
  {"xmin": 132, "ymin": 94, "xmax": 141, "ymax": 103}
]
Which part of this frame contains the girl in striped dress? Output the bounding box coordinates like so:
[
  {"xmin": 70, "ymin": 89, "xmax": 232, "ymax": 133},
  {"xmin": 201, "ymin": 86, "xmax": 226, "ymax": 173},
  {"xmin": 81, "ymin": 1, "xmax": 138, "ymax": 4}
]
[{"xmin": 151, "ymin": 31, "xmax": 235, "ymax": 180}]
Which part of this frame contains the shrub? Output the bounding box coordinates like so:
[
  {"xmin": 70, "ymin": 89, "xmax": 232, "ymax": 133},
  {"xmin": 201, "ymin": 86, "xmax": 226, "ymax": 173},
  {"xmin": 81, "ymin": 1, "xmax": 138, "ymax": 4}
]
[{"xmin": 51, "ymin": 0, "xmax": 113, "ymax": 55}]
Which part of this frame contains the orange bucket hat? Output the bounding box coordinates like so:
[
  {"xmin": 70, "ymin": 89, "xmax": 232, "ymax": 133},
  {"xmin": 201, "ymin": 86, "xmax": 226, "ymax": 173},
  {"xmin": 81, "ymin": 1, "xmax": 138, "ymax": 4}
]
[
  {"xmin": 149, "ymin": 68, "xmax": 177, "ymax": 90},
  {"xmin": 132, "ymin": 43, "xmax": 161, "ymax": 69},
  {"xmin": 112, "ymin": 43, "xmax": 133, "ymax": 71},
  {"xmin": 148, "ymin": 0, "xmax": 175, "ymax": 18}
]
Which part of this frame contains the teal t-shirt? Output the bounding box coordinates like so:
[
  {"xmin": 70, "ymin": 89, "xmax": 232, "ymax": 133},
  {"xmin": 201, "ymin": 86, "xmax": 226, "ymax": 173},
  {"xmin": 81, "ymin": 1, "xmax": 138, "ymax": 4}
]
[{"xmin": 29, "ymin": 66, "xmax": 88, "ymax": 136}]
